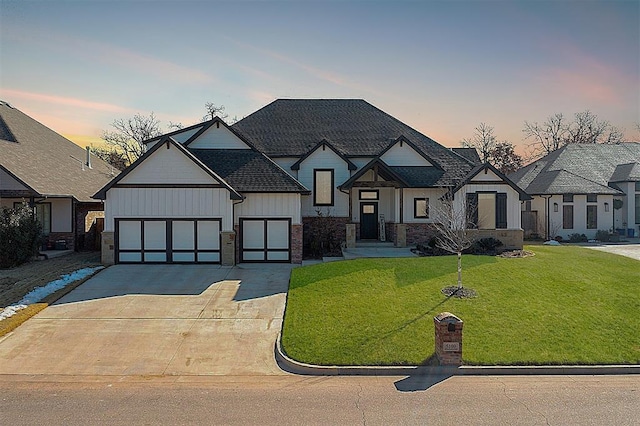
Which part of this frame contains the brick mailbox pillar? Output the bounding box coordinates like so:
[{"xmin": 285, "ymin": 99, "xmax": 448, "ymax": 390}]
[{"xmin": 434, "ymin": 312, "xmax": 463, "ymax": 366}]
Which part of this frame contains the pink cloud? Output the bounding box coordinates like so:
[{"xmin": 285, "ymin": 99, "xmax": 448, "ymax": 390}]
[{"xmin": 0, "ymin": 89, "xmax": 135, "ymax": 113}]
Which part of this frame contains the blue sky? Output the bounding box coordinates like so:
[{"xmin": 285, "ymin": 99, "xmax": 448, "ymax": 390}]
[{"xmin": 1, "ymin": 0, "xmax": 638, "ymax": 154}]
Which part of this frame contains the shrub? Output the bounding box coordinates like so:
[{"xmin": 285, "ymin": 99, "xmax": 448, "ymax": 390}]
[
  {"xmin": 568, "ymin": 233, "xmax": 588, "ymax": 243},
  {"xmin": 595, "ymin": 230, "xmax": 610, "ymax": 242},
  {"xmin": 0, "ymin": 203, "xmax": 43, "ymax": 268},
  {"xmin": 469, "ymin": 237, "xmax": 504, "ymax": 255}
]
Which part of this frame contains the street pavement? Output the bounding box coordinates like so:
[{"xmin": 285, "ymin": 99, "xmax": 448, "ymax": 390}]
[{"xmin": 0, "ymin": 375, "xmax": 638, "ymax": 425}]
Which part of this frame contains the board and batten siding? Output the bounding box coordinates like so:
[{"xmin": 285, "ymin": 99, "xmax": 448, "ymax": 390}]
[
  {"xmin": 456, "ymin": 183, "xmax": 522, "ymax": 229},
  {"xmin": 186, "ymin": 125, "xmax": 251, "ymax": 149},
  {"xmin": 104, "ymin": 187, "xmax": 233, "ymax": 231},
  {"xmin": 401, "ymin": 188, "xmax": 448, "ymax": 223},
  {"xmin": 542, "ymin": 194, "xmax": 614, "ymax": 239},
  {"xmin": 297, "ymin": 147, "xmax": 350, "ymax": 217},
  {"xmin": 380, "ymin": 142, "xmax": 432, "ymax": 167},
  {"xmin": 119, "ymin": 145, "xmax": 217, "ymax": 185},
  {"xmin": 235, "ymin": 193, "xmax": 301, "ymax": 224},
  {"xmin": 272, "ymin": 158, "xmax": 299, "ymax": 179}
]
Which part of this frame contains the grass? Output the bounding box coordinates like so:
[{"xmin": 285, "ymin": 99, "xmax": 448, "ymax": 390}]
[{"xmin": 281, "ymin": 245, "xmax": 640, "ymax": 366}]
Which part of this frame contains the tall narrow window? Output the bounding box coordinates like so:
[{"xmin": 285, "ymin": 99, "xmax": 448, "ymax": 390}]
[
  {"xmin": 36, "ymin": 203, "xmax": 51, "ymax": 235},
  {"xmin": 314, "ymin": 169, "xmax": 334, "ymax": 206},
  {"xmin": 587, "ymin": 205, "xmax": 597, "ymax": 229},
  {"xmin": 414, "ymin": 198, "xmax": 429, "ymax": 218},
  {"xmin": 563, "ymin": 205, "xmax": 574, "ymax": 229},
  {"xmin": 478, "ymin": 193, "xmax": 496, "ymax": 230}
]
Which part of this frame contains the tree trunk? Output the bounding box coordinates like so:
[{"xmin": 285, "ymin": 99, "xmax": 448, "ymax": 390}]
[{"xmin": 457, "ymin": 251, "xmax": 462, "ymax": 289}]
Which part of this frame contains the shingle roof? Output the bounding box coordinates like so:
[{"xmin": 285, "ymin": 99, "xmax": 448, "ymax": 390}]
[
  {"xmin": 509, "ymin": 143, "xmax": 640, "ymax": 195},
  {"xmin": 0, "ymin": 102, "xmax": 117, "ymax": 202},
  {"xmin": 232, "ymin": 99, "xmax": 474, "ymax": 186},
  {"xmin": 189, "ymin": 149, "xmax": 309, "ymax": 193},
  {"xmin": 451, "ymin": 147, "xmax": 481, "ymax": 164}
]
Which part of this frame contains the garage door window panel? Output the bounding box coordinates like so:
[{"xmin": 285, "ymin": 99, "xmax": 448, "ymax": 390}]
[
  {"xmin": 172, "ymin": 221, "xmax": 195, "ymax": 250},
  {"xmin": 197, "ymin": 221, "xmax": 220, "ymax": 250},
  {"xmin": 242, "ymin": 220, "xmax": 266, "ymax": 249},
  {"xmin": 144, "ymin": 221, "xmax": 166, "ymax": 250},
  {"xmin": 119, "ymin": 221, "xmax": 142, "ymax": 250}
]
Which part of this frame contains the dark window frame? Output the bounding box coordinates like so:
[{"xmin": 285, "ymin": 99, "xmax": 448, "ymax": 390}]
[
  {"xmin": 563, "ymin": 205, "xmax": 574, "ymax": 229},
  {"xmin": 313, "ymin": 169, "xmax": 334, "ymax": 206},
  {"xmin": 587, "ymin": 194, "xmax": 597, "ymax": 203},
  {"xmin": 563, "ymin": 194, "xmax": 574, "ymax": 203},
  {"xmin": 586, "ymin": 205, "xmax": 597, "ymax": 229},
  {"xmin": 359, "ymin": 189, "xmax": 379, "ymax": 200},
  {"xmin": 413, "ymin": 198, "xmax": 429, "ymax": 218}
]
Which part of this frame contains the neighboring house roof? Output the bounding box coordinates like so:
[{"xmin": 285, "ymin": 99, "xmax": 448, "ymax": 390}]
[
  {"xmin": 232, "ymin": 99, "xmax": 475, "ymax": 185},
  {"xmin": 93, "ymin": 136, "xmax": 243, "ymax": 200},
  {"xmin": 189, "ymin": 149, "xmax": 309, "ymax": 193},
  {"xmin": 451, "ymin": 147, "xmax": 481, "ymax": 164},
  {"xmin": 509, "ymin": 143, "xmax": 640, "ymax": 195},
  {"xmin": 0, "ymin": 101, "xmax": 116, "ymax": 202}
]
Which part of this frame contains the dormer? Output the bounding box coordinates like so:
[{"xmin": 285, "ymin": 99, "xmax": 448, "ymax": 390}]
[{"xmin": 379, "ymin": 136, "xmax": 438, "ymax": 167}]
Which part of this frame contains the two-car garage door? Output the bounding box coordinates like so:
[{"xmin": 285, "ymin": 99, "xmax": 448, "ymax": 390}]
[
  {"xmin": 115, "ymin": 217, "xmax": 291, "ymax": 264},
  {"xmin": 116, "ymin": 219, "xmax": 221, "ymax": 264}
]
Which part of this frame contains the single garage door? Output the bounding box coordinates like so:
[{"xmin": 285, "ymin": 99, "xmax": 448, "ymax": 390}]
[
  {"xmin": 115, "ymin": 218, "xmax": 221, "ymax": 264},
  {"xmin": 240, "ymin": 218, "xmax": 290, "ymax": 262}
]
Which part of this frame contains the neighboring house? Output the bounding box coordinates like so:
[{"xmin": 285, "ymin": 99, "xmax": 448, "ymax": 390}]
[
  {"xmin": 0, "ymin": 101, "xmax": 116, "ymax": 250},
  {"xmin": 509, "ymin": 143, "xmax": 640, "ymax": 240},
  {"xmin": 94, "ymin": 99, "xmax": 528, "ymax": 265}
]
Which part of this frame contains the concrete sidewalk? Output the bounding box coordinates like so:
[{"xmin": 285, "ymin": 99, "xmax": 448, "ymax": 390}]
[
  {"xmin": 0, "ymin": 264, "xmax": 294, "ymax": 377},
  {"xmin": 581, "ymin": 240, "xmax": 640, "ymax": 261}
]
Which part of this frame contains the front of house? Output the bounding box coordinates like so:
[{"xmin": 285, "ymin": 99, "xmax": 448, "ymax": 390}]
[
  {"xmin": 509, "ymin": 143, "xmax": 640, "ymax": 240},
  {"xmin": 95, "ymin": 99, "xmax": 528, "ymax": 265}
]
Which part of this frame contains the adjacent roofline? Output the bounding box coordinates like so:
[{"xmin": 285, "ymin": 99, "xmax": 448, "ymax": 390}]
[
  {"xmin": 291, "ymin": 139, "xmax": 357, "ymax": 171},
  {"xmin": 92, "ymin": 136, "xmax": 243, "ymax": 200},
  {"xmin": 338, "ymin": 158, "xmax": 410, "ymax": 190},
  {"xmin": 454, "ymin": 163, "xmax": 532, "ymax": 201},
  {"xmin": 377, "ymin": 135, "xmax": 444, "ymax": 170},
  {"xmin": 142, "ymin": 120, "xmax": 208, "ymax": 145},
  {"xmin": 0, "ymin": 164, "xmax": 40, "ymax": 196},
  {"xmin": 256, "ymin": 150, "xmax": 311, "ymax": 194}
]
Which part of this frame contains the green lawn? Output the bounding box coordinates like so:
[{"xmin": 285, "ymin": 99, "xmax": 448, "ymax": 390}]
[{"xmin": 281, "ymin": 245, "xmax": 640, "ymax": 366}]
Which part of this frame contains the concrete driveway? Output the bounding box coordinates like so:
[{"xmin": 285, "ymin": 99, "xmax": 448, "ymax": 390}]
[
  {"xmin": 582, "ymin": 240, "xmax": 640, "ymax": 261},
  {"xmin": 0, "ymin": 264, "xmax": 294, "ymax": 377}
]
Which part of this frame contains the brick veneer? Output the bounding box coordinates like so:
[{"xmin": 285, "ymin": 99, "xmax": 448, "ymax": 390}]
[
  {"xmin": 291, "ymin": 224, "xmax": 303, "ymax": 264},
  {"xmin": 302, "ymin": 216, "xmax": 348, "ymax": 257}
]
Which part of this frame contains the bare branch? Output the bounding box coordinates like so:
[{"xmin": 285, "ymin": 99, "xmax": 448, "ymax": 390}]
[{"xmin": 461, "ymin": 122, "xmax": 496, "ymax": 163}]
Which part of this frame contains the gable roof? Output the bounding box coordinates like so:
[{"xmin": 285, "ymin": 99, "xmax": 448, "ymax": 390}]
[
  {"xmin": 93, "ymin": 136, "xmax": 242, "ymax": 200},
  {"xmin": 189, "ymin": 149, "xmax": 309, "ymax": 193},
  {"xmin": 451, "ymin": 147, "xmax": 481, "ymax": 164},
  {"xmin": 291, "ymin": 139, "xmax": 357, "ymax": 171},
  {"xmin": 455, "ymin": 163, "xmax": 531, "ymax": 200},
  {"xmin": 0, "ymin": 101, "xmax": 116, "ymax": 202},
  {"xmin": 509, "ymin": 143, "xmax": 640, "ymax": 195},
  {"xmin": 232, "ymin": 99, "xmax": 475, "ymax": 185}
]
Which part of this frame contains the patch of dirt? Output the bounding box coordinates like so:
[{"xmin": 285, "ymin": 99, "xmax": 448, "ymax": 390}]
[
  {"xmin": 0, "ymin": 252, "xmax": 101, "ymax": 308},
  {"xmin": 498, "ymin": 250, "xmax": 535, "ymax": 258},
  {"xmin": 441, "ymin": 286, "xmax": 478, "ymax": 299}
]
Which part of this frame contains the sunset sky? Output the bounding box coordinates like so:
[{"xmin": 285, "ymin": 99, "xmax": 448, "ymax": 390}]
[{"xmin": 1, "ymin": 1, "xmax": 638, "ymax": 156}]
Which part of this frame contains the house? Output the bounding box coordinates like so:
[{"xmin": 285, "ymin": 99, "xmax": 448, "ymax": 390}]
[
  {"xmin": 509, "ymin": 143, "xmax": 640, "ymax": 240},
  {"xmin": 0, "ymin": 101, "xmax": 116, "ymax": 250},
  {"xmin": 94, "ymin": 99, "xmax": 528, "ymax": 265}
]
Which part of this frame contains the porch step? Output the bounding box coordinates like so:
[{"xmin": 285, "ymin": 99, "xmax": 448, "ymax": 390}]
[{"xmin": 355, "ymin": 241, "xmax": 395, "ymax": 248}]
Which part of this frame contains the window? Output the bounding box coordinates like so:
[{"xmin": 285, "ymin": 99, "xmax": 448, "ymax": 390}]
[
  {"xmin": 414, "ymin": 198, "xmax": 429, "ymax": 218},
  {"xmin": 563, "ymin": 205, "xmax": 574, "ymax": 229},
  {"xmin": 313, "ymin": 169, "xmax": 334, "ymax": 206},
  {"xmin": 563, "ymin": 194, "xmax": 574, "ymax": 203},
  {"xmin": 359, "ymin": 190, "xmax": 379, "ymax": 200},
  {"xmin": 587, "ymin": 205, "xmax": 597, "ymax": 229},
  {"xmin": 478, "ymin": 193, "xmax": 496, "ymax": 229},
  {"xmin": 635, "ymin": 182, "xmax": 640, "ymax": 192},
  {"xmin": 524, "ymin": 201, "xmax": 532, "ymax": 211},
  {"xmin": 587, "ymin": 194, "xmax": 597, "ymax": 203},
  {"xmin": 16, "ymin": 202, "xmax": 51, "ymax": 235}
]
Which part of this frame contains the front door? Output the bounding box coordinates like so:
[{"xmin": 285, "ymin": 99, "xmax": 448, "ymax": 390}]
[{"xmin": 360, "ymin": 202, "xmax": 378, "ymax": 240}]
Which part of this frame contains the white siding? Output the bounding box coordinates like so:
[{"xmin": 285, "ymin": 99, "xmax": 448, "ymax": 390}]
[
  {"xmin": 121, "ymin": 143, "xmax": 218, "ymax": 184},
  {"xmin": 50, "ymin": 198, "xmax": 73, "ymax": 232},
  {"xmin": 457, "ymin": 183, "xmax": 522, "ymax": 229},
  {"xmin": 235, "ymin": 193, "xmax": 301, "ymax": 224},
  {"xmin": 470, "ymin": 168, "xmax": 502, "ymax": 182},
  {"xmin": 0, "ymin": 168, "xmax": 28, "ymax": 190},
  {"xmin": 298, "ymin": 147, "xmax": 350, "ymax": 217},
  {"xmin": 381, "ymin": 142, "xmax": 432, "ymax": 166},
  {"xmin": 544, "ymin": 194, "xmax": 615, "ymax": 239},
  {"xmin": 350, "ymin": 158, "xmax": 374, "ymax": 170},
  {"xmin": 187, "ymin": 124, "xmax": 251, "ymax": 149},
  {"xmin": 402, "ymin": 188, "xmax": 449, "ymax": 223},
  {"xmin": 350, "ymin": 187, "xmax": 395, "ymax": 222},
  {"xmin": 171, "ymin": 126, "xmax": 205, "ymax": 143},
  {"xmin": 105, "ymin": 187, "xmax": 233, "ymax": 231}
]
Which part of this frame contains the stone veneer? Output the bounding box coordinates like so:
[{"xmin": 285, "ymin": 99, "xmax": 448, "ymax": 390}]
[
  {"xmin": 291, "ymin": 224, "xmax": 303, "ymax": 264},
  {"xmin": 101, "ymin": 231, "xmax": 115, "ymax": 265}
]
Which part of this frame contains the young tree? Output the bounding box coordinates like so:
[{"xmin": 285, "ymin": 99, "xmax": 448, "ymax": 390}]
[
  {"xmin": 432, "ymin": 194, "xmax": 477, "ymax": 290},
  {"xmin": 101, "ymin": 112, "xmax": 162, "ymax": 166},
  {"xmin": 461, "ymin": 122, "xmax": 497, "ymax": 163},
  {"xmin": 489, "ymin": 141, "xmax": 523, "ymax": 174}
]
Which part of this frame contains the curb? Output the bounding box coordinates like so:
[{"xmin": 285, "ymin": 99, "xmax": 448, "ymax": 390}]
[{"xmin": 275, "ymin": 334, "xmax": 640, "ymax": 376}]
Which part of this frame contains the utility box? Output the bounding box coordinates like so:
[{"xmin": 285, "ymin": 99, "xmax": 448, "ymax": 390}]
[{"xmin": 434, "ymin": 312, "xmax": 463, "ymax": 366}]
